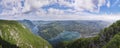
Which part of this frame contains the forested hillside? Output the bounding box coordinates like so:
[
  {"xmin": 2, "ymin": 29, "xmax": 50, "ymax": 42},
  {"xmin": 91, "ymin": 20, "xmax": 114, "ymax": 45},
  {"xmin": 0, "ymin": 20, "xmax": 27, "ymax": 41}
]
[
  {"xmin": 57, "ymin": 20, "xmax": 120, "ymax": 48},
  {"xmin": 0, "ymin": 20, "xmax": 52, "ymax": 48}
]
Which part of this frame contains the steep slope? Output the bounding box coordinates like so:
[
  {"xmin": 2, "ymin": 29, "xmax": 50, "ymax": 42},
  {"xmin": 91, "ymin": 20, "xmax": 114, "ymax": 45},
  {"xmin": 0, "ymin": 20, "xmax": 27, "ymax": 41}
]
[
  {"xmin": 57, "ymin": 20, "xmax": 120, "ymax": 48},
  {"xmin": 19, "ymin": 20, "xmax": 39, "ymax": 35},
  {"xmin": 0, "ymin": 20, "xmax": 52, "ymax": 48}
]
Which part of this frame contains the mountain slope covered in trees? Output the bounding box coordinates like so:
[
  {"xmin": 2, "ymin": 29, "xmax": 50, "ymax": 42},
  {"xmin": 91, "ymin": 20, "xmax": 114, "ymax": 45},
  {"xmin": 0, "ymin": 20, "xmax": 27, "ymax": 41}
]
[
  {"xmin": 0, "ymin": 20, "xmax": 52, "ymax": 48},
  {"xmin": 57, "ymin": 20, "xmax": 120, "ymax": 48}
]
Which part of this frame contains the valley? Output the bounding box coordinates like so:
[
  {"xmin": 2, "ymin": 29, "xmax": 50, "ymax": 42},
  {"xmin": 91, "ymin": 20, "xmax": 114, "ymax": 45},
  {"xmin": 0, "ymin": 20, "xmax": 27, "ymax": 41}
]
[
  {"xmin": 19, "ymin": 20, "xmax": 112, "ymax": 48},
  {"xmin": 0, "ymin": 0, "xmax": 120, "ymax": 48},
  {"xmin": 1, "ymin": 20, "xmax": 120, "ymax": 48}
]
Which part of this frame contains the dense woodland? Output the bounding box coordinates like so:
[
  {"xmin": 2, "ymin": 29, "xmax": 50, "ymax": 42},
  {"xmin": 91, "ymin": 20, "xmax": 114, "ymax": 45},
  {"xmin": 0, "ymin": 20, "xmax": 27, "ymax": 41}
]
[
  {"xmin": 0, "ymin": 20, "xmax": 52, "ymax": 48},
  {"xmin": 56, "ymin": 20, "xmax": 120, "ymax": 48}
]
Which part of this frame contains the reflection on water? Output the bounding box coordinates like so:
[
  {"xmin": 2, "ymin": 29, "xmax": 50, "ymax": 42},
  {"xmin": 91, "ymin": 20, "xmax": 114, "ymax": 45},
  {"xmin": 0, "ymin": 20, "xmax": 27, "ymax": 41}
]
[{"xmin": 49, "ymin": 31, "xmax": 81, "ymax": 44}]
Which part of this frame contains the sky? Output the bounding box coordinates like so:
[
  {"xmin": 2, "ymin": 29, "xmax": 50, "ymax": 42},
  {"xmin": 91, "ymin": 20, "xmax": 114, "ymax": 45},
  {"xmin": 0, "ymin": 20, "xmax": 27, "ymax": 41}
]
[{"xmin": 0, "ymin": 0, "xmax": 120, "ymax": 21}]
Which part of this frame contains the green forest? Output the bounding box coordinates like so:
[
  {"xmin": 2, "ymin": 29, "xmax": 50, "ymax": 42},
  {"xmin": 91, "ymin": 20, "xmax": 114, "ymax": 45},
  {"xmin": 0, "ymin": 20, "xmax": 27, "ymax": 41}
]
[
  {"xmin": 1, "ymin": 20, "xmax": 120, "ymax": 48},
  {"xmin": 0, "ymin": 20, "xmax": 52, "ymax": 48},
  {"xmin": 56, "ymin": 20, "xmax": 120, "ymax": 48}
]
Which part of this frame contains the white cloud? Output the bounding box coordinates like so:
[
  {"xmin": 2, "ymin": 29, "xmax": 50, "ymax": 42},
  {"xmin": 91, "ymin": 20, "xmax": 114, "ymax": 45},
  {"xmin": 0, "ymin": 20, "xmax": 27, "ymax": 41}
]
[
  {"xmin": 1, "ymin": 0, "xmax": 119, "ymax": 21},
  {"xmin": 55, "ymin": 0, "xmax": 106, "ymax": 12},
  {"xmin": 23, "ymin": 0, "xmax": 51, "ymax": 12},
  {"xmin": 0, "ymin": 0, "xmax": 22, "ymax": 15},
  {"xmin": 98, "ymin": 0, "xmax": 106, "ymax": 7},
  {"xmin": 47, "ymin": 8, "xmax": 64, "ymax": 15},
  {"xmin": 0, "ymin": 0, "xmax": 52, "ymax": 15},
  {"xmin": 107, "ymin": 1, "xmax": 110, "ymax": 8},
  {"xmin": 1, "ymin": 13, "xmax": 120, "ymax": 21},
  {"xmin": 73, "ymin": 0, "xmax": 96, "ymax": 12},
  {"xmin": 0, "ymin": 0, "xmax": 108, "ymax": 15}
]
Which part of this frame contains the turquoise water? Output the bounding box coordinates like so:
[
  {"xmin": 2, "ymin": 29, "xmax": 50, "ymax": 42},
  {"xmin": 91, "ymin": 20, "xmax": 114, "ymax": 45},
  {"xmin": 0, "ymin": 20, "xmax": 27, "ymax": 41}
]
[{"xmin": 49, "ymin": 31, "xmax": 81, "ymax": 44}]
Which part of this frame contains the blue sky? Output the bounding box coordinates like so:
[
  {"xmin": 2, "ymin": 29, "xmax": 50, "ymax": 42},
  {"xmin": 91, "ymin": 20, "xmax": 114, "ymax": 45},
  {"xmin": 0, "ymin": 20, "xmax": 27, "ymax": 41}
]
[
  {"xmin": 0, "ymin": 0, "xmax": 120, "ymax": 20},
  {"xmin": 99, "ymin": 0, "xmax": 120, "ymax": 14}
]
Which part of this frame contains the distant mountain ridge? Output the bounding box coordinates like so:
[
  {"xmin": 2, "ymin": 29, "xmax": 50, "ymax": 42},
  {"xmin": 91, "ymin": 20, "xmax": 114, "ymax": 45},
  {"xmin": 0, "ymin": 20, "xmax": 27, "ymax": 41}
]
[{"xmin": 20, "ymin": 20, "xmax": 111, "ymax": 39}]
